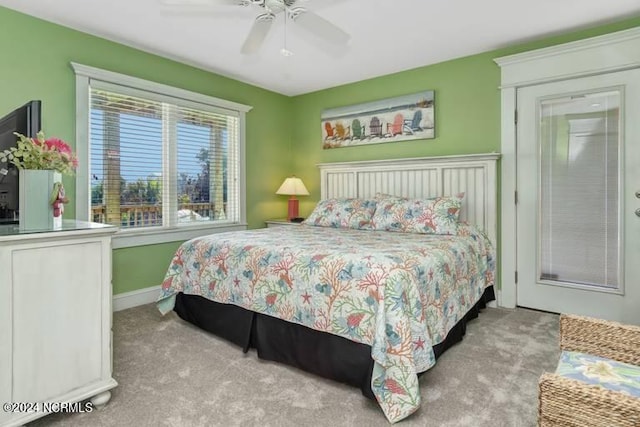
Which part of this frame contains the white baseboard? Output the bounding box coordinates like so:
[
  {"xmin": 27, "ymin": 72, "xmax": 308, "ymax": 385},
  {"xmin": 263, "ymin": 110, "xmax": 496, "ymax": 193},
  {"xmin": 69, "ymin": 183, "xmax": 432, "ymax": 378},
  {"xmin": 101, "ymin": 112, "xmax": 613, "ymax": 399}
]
[
  {"xmin": 494, "ymin": 289, "xmax": 514, "ymax": 308},
  {"xmin": 113, "ymin": 285, "xmax": 161, "ymax": 312}
]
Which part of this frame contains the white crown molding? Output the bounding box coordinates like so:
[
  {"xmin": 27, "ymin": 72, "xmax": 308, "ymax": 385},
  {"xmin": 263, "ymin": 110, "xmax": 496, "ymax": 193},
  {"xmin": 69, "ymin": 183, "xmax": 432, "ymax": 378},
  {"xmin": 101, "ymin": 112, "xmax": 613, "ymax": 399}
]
[
  {"xmin": 494, "ymin": 26, "xmax": 640, "ymax": 67},
  {"xmin": 494, "ymin": 26, "xmax": 640, "ymax": 88}
]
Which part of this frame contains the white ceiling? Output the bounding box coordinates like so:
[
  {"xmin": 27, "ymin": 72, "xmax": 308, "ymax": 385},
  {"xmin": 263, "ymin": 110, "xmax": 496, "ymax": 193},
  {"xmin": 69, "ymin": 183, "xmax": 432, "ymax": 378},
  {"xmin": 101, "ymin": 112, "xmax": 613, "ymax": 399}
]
[{"xmin": 1, "ymin": 0, "xmax": 639, "ymax": 96}]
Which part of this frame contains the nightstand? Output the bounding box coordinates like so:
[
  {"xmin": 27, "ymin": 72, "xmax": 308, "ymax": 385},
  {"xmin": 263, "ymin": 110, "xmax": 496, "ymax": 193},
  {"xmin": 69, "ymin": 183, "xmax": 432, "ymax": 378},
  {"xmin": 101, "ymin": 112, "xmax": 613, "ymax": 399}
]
[{"xmin": 265, "ymin": 219, "xmax": 303, "ymax": 228}]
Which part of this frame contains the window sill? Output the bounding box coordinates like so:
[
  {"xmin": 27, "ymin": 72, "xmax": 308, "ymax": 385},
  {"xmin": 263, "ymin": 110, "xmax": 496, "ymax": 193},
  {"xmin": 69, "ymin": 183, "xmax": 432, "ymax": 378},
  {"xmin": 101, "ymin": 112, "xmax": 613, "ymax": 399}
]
[{"xmin": 111, "ymin": 222, "xmax": 248, "ymax": 249}]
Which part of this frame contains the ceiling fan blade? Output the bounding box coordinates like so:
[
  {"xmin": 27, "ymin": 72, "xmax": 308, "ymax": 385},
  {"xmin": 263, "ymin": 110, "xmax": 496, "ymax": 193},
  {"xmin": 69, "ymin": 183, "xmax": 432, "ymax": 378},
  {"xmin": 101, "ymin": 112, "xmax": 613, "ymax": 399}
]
[
  {"xmin": 290, "ymin": 8, "xmax": 349, "ymax": 45},
  {"xmin": 241, "ymin": 14, "xmax": 274, "ymax": 54}
]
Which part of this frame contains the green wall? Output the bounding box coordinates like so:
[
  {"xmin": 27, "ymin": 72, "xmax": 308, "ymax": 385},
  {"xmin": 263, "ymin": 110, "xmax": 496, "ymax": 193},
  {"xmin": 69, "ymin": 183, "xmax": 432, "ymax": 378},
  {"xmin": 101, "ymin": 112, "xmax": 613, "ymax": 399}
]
[
  {"xmin": 1, "ymin": 5, "xmax": 638, "ymax": 296},
  {"xmin": 0, "ymin": 6, "xmax": 290, "ymax": 294},
  {"xmin": 290, "ymin": 53, "xmax": 499, "ymax": 215},
  {"xmin": 290, "ymin": 17, "xmax": 640, "ymax": 216}
]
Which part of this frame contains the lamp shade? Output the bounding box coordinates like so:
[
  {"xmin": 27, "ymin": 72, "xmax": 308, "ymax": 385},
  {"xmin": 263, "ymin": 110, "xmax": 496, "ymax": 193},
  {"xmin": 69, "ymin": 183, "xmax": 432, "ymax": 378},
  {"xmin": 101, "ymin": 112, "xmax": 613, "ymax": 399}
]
[{"xmin": 276, "ymin": 177, "xmax": 309, "ymax": 196}]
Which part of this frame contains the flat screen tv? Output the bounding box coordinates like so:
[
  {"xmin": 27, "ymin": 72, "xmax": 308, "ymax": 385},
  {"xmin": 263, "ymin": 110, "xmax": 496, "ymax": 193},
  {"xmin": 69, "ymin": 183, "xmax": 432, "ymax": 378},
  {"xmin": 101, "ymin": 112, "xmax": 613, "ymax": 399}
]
[{"xmin": 0, "ymin": 100, "xmax": 41, "ymax": 224}]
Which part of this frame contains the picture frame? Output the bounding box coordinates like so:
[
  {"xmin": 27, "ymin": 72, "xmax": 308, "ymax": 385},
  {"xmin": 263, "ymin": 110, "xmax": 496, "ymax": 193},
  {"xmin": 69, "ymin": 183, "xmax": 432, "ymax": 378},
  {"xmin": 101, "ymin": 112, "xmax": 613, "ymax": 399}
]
[{"xmin": 321, "ymin": 91, "xmax": 435, "ymax": 149}]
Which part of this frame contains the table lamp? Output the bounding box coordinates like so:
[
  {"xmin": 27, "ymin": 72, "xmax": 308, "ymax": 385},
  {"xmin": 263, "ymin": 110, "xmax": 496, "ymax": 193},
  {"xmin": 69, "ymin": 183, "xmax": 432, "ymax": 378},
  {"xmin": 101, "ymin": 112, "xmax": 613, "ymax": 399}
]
[{"xmin": 276, "ymin": 176, "xmax": 309, "ymax": 221}]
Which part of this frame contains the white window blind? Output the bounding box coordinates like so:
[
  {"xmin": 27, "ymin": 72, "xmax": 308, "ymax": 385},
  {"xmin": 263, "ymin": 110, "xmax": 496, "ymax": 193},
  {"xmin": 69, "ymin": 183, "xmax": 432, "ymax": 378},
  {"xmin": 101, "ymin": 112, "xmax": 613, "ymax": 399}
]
[
  {"xmin": 539, "ymin": 90, "xmax": 620, "ymax": 290},
  {"xmin": 89, "ymin": 86, "xmax": 240, "ymax": 229}
]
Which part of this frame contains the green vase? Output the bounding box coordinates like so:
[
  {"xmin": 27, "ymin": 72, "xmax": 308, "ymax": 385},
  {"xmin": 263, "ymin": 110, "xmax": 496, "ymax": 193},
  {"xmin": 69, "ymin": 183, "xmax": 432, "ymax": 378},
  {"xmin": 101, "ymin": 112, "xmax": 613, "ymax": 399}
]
[{"xmin": 18, "ymin": 169, "xmax": 61, "ymax": 231}]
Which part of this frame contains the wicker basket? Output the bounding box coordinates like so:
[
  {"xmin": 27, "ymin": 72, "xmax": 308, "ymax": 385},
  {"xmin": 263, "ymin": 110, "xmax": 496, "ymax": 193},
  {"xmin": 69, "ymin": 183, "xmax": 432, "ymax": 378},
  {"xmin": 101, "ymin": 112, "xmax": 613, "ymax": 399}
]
[{"xmin": 538, "ymin": 314, "xmax": 640, "ymax": 427}]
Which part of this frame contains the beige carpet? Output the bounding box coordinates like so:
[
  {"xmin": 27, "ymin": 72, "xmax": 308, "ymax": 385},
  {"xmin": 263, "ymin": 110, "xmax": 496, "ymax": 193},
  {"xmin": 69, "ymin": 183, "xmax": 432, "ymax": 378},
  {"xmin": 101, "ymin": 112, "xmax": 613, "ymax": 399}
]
[{"xmin": 31, "ymin": 304, "xmax": 559, "ymax": 426}]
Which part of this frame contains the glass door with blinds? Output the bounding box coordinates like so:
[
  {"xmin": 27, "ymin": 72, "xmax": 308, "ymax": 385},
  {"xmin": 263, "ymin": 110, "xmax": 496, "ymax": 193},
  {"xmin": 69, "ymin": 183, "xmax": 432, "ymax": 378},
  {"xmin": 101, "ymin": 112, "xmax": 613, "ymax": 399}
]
[
  {"xmin": 516, "ymin": 69, "xmax": 640, "ymax": 324},
  {"xmin": 538, "ymin": 91, "xmax": 620, "ymax": 291},
  {"xmin": 88, "ymin": 84, "xmax": 240, "ymax": 229}
]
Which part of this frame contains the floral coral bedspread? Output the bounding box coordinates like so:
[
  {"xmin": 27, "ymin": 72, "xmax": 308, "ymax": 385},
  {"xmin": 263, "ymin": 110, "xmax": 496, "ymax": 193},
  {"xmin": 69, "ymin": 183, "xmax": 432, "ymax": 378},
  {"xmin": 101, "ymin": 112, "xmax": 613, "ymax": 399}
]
[{"xmin": 157, "ymin": 224, "xmax": 495, "ymax": 423}]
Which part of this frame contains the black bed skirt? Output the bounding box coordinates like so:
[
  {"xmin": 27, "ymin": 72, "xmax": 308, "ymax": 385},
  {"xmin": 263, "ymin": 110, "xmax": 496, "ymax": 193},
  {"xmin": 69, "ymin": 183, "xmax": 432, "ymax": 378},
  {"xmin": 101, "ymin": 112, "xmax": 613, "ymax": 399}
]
[{"xmin": 174, "ymin": 286, "xmax": 495, "ymax": 400}]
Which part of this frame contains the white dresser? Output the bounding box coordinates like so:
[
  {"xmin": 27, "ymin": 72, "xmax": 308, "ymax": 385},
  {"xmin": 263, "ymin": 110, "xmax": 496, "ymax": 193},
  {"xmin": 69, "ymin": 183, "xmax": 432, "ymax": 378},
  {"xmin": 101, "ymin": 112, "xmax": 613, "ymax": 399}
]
[{"xmin": 0, "ymin": 221, "xmax": 117, "ymax": 426}]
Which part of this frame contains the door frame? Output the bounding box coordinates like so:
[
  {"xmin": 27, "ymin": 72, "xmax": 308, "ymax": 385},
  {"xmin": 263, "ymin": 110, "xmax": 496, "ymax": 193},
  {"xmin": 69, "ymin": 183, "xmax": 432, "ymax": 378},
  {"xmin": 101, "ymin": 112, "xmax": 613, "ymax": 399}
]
[{"xmin": 494, "ymin": 27, "xmax": 640, "ymax": 308}]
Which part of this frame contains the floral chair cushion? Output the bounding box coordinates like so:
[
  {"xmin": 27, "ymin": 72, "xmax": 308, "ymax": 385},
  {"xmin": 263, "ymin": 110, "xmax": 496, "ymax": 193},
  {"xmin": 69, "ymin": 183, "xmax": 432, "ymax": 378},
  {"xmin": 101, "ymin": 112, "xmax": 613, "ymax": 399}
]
[
  {"xmin": 371, "ymin": 194, "xmax": 464, "ymax": 235},
  {"xmin": 556, "ymin": 350, "xmax": 640, "ymax": 398},
  {"xmin": 303, "ymin": 198, "xmax": 377, "ymax": 230}
]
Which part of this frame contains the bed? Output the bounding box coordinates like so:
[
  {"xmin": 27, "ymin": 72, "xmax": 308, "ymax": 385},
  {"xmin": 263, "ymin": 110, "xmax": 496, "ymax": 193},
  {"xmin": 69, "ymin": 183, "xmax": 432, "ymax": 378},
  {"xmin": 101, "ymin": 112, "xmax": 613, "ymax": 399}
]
[{"xmin": 157, "ymin": 154, "xmax": 499, "ymax": 423}]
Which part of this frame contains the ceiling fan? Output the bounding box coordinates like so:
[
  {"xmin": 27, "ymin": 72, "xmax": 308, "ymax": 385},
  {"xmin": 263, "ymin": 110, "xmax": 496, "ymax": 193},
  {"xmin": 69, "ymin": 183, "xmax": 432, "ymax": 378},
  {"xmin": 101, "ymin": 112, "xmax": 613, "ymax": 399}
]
[{"xmin": 160, "ymin": 0, "xmax": 350, "ymax": 55}]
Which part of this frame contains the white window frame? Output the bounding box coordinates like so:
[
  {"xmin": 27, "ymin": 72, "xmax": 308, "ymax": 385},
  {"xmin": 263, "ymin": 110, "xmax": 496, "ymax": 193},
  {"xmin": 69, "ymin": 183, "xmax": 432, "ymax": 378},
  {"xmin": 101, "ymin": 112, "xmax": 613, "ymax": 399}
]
[{"xmin": 72, "ymin": 63, "xmax": 251, "ymax": 248}]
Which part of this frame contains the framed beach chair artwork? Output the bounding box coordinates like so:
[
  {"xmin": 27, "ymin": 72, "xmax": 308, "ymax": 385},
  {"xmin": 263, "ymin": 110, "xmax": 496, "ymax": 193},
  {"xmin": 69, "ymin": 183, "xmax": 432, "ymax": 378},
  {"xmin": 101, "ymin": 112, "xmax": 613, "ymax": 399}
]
[{"xmin": 320, "ymin": 90, "xmax": 435, "ymax": 149}]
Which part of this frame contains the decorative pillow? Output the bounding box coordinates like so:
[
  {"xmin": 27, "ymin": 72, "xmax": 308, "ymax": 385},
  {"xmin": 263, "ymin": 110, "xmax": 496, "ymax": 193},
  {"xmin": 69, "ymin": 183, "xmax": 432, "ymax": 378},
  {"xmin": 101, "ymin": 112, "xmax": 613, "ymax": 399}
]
[
  {"xmin": 303, "ymin": 198, "xmax": 377, "ymax": 229},
  {"xmin": 371, "ymin": 193, "xmax": 464, "ymax": 235},
  {"xmin": 556, "ymin": 350, "xmax": 640, "ymax": 398}
]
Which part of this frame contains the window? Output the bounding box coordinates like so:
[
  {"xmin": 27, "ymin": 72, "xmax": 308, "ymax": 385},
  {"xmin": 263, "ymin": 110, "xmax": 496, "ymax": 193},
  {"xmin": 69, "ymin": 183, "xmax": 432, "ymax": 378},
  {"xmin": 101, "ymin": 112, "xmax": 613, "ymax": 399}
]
[{"xmin": 73, "ymin": 64, "xmax": 251, "ymax": 247}]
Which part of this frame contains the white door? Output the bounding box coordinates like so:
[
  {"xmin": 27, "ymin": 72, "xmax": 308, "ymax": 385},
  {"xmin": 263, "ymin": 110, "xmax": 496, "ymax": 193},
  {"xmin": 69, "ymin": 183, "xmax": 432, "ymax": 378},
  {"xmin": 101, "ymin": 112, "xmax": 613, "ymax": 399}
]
[{"xmin": 516, "ymin": 68, "xmax": 640, "ymax": 324}]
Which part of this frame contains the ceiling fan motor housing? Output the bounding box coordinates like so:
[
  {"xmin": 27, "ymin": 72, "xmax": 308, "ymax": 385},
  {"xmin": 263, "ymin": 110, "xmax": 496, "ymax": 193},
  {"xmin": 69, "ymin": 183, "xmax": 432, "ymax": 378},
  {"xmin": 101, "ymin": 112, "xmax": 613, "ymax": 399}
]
[
  {"xmin": 263, "ymin": 0, "xmax": 297, "ymax": 14},
  {"xmin": 237, "ymin": 0, "xmax": 349, "ymax": 54}
]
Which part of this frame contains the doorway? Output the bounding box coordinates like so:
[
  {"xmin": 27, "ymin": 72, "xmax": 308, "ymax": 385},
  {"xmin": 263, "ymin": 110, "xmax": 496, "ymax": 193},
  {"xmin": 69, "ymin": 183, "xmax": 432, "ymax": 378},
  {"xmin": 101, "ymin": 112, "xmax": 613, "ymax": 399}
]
[
  {"xmin": 495, "ymin": 27, "xmax": 640, "ymax": 324},
  {"xmin": 515, "ymin": 69, "xmax": 640, "ymax": 323}
]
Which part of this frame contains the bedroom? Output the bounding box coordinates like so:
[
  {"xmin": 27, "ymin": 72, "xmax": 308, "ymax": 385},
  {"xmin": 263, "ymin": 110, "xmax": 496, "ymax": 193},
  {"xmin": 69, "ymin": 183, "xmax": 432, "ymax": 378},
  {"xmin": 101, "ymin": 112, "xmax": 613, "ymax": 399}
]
[{"xmin": 0, "ymin": 1, "xmax": 639, "ymax": 425}]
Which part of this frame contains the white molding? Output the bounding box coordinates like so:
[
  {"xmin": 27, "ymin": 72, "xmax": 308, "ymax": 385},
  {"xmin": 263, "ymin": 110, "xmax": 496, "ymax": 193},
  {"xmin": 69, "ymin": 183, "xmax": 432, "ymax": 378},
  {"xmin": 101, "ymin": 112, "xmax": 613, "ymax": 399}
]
[
  {"xmin": 494, "ymin": 27, "xmax": 640, "ymax": 88},
  {"xmin": 70, "ymin": 62, "xmax": 253, "ymax": 113},
  {"xmin": 495, "ymin": 26, "xmax": 640, "ymax": 310},
  {"xmin": 239, "ymin": 111, "xmax": 248, "ymax": 225},
  {"xmin": 113, "ymin": 285, "xmax": 161, "ymax": 312},
  {"xmin": 318, "ymin": 153, "xmax": 501, "ymax": 170},
  {"xmin": 495, "ymin": 26, "xmax": 640, "ymax": 67},
  {"xmin": 74, "ymin": 73, "xmax": 91, "ymax": 221},
  {"xmin": 112, "ymin": 223, "xmax": 247, "ymax": 249},
  {"xmin": 499, "ymin": 87, "xmax": 517, "ymax": 309}
]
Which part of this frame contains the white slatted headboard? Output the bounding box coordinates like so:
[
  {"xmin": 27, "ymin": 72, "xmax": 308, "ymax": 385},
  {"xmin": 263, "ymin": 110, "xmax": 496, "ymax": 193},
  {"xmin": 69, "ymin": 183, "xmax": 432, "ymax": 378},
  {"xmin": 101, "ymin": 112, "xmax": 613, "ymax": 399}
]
[{"xmin": 318, "ymin": 153, "xmax": 500, "ymax": 245}]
